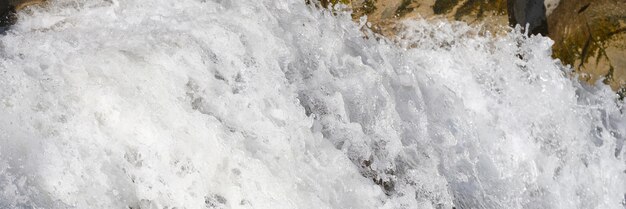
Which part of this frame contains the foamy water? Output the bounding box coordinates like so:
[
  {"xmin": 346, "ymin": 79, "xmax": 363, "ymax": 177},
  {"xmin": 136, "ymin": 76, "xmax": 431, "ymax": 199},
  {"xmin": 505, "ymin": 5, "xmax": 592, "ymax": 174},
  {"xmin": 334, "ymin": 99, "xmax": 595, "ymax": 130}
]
[{"xmin": 0, "ymin": 0, "xmax": 624, "ymax": 208}]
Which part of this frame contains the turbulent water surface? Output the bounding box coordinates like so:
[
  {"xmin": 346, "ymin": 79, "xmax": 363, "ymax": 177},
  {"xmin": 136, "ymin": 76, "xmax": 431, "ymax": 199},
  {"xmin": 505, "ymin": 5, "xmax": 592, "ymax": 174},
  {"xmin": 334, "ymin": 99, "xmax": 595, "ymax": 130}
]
[{"xmin": 0, "ymin": 0, "xmax": 625, "ymax": 208}]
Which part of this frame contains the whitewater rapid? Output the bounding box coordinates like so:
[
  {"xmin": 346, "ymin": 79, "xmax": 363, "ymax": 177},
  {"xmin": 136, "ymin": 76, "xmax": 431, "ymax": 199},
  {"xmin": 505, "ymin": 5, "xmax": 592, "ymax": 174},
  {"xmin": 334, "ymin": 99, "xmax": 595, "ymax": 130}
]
[{"xmin": 0, "ymin": 0, "xmax": 624, "ymax": 208}]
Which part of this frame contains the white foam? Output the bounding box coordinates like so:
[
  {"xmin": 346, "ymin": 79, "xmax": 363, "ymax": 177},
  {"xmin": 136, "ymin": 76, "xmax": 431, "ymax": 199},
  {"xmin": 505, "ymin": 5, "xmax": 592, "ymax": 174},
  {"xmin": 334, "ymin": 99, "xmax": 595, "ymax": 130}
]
[{"xmin": 0, "ymin": 0, "xmax": 623, "ymax": 208}]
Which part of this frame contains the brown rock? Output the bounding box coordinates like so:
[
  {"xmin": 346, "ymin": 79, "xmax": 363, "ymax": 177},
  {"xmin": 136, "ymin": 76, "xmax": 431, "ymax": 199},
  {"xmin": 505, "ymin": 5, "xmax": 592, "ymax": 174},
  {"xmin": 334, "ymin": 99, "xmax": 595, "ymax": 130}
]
[
  {"xmin": 347, "ymin": 0, "xmax": 510, "ymax": 36},
  {"xmin": 548, "ymin": 0, "xmax": 626, "ymax": 91},
  {"xmin": 12, "ymin": 0, "xmax": 45, "ymax": 10}
]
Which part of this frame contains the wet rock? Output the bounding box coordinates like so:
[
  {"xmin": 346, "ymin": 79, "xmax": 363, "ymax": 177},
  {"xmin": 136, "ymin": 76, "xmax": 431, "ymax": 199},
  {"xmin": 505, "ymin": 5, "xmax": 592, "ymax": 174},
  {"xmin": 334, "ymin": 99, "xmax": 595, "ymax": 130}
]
[
  {"xmin": 507, "ymin": 0, "xmax": 548, "ymax": 35},
  {"xmin": 330, "ymin": 0, "xmax": 511, "ymax": 36},
  {"xmin": 0, "ymin": 1, "xmax": 17, "ymax": 27},
  {"xmin": 0, "ymin": 0, "xmax": 46, "ymax": 27},
  {"xmin": 9, "ymin": 0, "xmax": 45, "ymax": 11},
  {"xmin": 547, "ymin": 0, "xmax": 626, "ymax": 92}
]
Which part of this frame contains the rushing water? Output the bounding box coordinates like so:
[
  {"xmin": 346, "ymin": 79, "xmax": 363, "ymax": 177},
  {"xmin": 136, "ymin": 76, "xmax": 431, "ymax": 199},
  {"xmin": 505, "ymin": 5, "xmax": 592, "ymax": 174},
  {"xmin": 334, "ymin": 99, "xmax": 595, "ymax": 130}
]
[{"xmin": 0, "ymin": 0, "xmax": 624, "ymax": 208}]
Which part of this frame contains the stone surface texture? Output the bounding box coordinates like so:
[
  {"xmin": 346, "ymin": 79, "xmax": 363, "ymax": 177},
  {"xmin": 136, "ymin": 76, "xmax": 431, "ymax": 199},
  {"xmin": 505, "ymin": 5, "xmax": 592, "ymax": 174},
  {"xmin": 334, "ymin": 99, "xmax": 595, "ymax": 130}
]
[{"xmin": 548, "ymin": 0, "xmax": 626, "ymax": 90}]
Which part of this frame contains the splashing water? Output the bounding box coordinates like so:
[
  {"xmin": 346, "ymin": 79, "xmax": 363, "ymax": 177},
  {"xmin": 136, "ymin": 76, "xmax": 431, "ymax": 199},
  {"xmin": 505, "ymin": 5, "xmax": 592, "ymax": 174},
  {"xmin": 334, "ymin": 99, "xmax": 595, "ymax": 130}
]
[{"xmin": 0, "ymin": 0, "xmax": 624, "ymax": 208}]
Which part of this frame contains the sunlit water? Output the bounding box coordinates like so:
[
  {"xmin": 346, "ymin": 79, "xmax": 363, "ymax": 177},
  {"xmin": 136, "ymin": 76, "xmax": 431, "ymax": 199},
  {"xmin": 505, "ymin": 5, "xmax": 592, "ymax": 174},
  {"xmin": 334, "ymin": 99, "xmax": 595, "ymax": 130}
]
[{"xmin": 0, "ymin": 0, "xmax": 624, "ymax": 208}]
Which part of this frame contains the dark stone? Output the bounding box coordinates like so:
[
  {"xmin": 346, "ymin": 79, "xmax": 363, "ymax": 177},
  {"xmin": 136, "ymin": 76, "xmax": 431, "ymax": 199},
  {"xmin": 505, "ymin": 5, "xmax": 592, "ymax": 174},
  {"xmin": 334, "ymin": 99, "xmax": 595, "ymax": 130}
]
[
  {"xmin": 507, "ymin": 0, "xmax": 549, "ymax": 35},
  {"xmin": 0, "ymin": 2, "xmax": 17, "ymax": 28}
]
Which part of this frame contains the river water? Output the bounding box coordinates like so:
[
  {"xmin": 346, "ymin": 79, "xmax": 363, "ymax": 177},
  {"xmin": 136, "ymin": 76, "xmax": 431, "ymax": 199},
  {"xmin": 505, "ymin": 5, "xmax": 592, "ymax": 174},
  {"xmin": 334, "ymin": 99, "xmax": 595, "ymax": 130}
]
[{"xmin": 0, "ymin": 0, "xmax": 624, "ymax": 208}]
